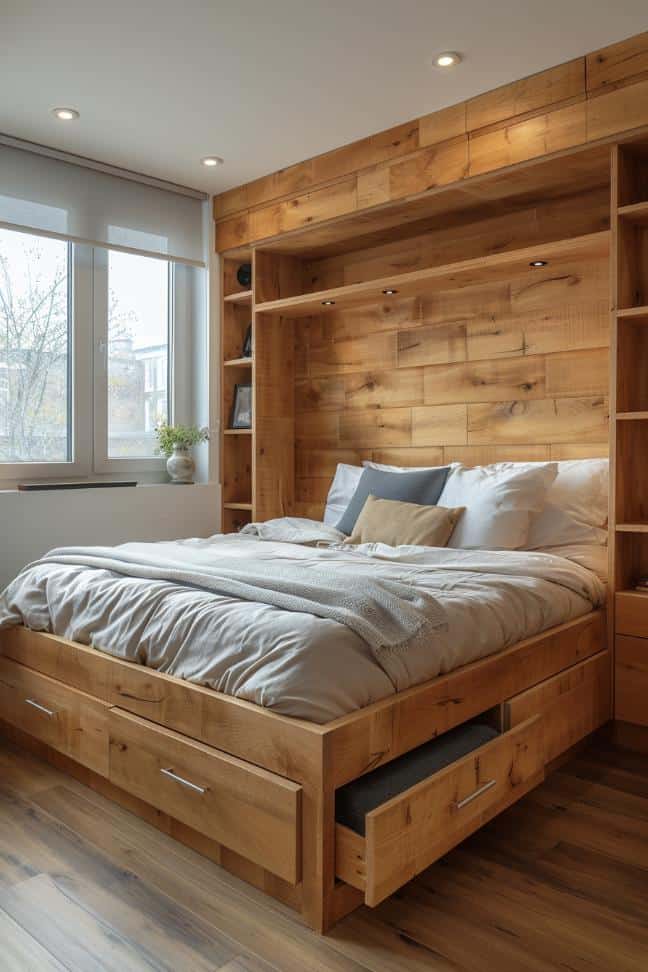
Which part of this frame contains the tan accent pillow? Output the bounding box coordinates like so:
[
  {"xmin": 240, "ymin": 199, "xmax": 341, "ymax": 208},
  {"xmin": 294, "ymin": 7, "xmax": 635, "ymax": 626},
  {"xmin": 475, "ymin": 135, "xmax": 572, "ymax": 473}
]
[{"xmin": 349, "ymin": 495, "xmax": 465, "ymax": 547}]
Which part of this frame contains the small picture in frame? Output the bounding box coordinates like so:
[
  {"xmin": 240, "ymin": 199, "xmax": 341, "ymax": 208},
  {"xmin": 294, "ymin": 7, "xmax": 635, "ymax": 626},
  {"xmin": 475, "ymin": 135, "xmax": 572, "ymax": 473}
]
[
  {"xmin": 230, "ymin": 383, "xmax": 252, "ymax": 429},
  {"xmin": 241, "ymin": 324, "xmax": 252, "ymax": 358}
]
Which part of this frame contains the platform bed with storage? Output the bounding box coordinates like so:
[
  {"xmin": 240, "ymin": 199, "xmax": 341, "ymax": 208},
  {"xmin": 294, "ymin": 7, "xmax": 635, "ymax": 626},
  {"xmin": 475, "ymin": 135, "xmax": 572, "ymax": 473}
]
[
  {"xmin": 3, "ymin": 44, "xmax": 648, "ymax": 932},
  {"xmin": 0, "ymin": 611, "xmax": 609, "ymax": 932}
]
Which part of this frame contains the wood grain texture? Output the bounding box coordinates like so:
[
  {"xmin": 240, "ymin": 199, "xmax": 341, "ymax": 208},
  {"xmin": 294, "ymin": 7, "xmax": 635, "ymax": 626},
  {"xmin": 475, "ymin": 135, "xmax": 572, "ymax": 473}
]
[
  {"xmin": 0, "ymin": 656, "xmax": 109, "ymax": 775},
  {"xmin": 108, "ymin": 707, "xmax": 302, "ymax": 884},
  {"xmin": 294, "ymin": 250, "xmax": 609, "ymax": 518},
  {"xmin": 326, "ymin": 611, "xmax": 606, "ymax": 788},
  {"xmin": 615, "ymin": 636, "xmax": 648, "ymax": 727},
  {"xmin": 362, "ymin": 716, "xmax": 544, "ymax": 906},
  {"xmin": 504, "ymin": 651, "xmax": 612, "ymax": 764},
  {"xmin": 4, "ymin": 733, "xmax": 648, "ymax": 971},
  {"xmin": 213, "ymin": 32, "xmax": 648, "ymax": 252}
]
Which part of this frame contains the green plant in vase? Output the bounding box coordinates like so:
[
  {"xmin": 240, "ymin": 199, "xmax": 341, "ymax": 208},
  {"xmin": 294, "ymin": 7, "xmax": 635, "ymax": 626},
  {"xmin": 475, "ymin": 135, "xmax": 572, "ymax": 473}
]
[{"xmin": 155, "ymin": 423, "xmax": 209, "ymax": 484}]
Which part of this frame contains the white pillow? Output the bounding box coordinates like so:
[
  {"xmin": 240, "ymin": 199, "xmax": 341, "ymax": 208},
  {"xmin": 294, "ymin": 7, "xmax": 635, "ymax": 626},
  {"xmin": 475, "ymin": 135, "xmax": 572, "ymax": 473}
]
[
  {"xmin": 439, "ymin": 462, "xmax": 558, "ymax": 550},
  {"xmin": 526, "ymin": 459, "xmax": 608, "ymax": 549},
  {"xmin": 323, "ymin": 464, "xmax": 363, "ymax": 525}
]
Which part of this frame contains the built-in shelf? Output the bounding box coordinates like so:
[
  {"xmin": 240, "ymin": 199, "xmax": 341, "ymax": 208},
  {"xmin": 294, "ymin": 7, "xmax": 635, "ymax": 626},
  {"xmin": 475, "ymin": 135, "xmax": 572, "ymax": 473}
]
[
  {"xmin": 616, "ymin": 523, "xmax": 648, "ymax": 533},
  {"xmin": 254, "ymin": 232, "xmax": 609, "ymax": 319},
  {"xmin": 616, "ymin": 305, "xmax": 648, "ymax": 320},
  {"xmin": 224, "ymin": 290, "xmax": 253, "ymax": 304},
  {"xmin": 224, "ymin": 428, "xmax": 253, "ymax": 436},
  {"xmin": 223, "ymin": 357, "xmax": 253, "ymax": 368},
  {"xmin": 618, "ymin": 200, "xmax": 648, "ymax": 224},
  {"xmin": 617, "ymin": 411, "xmax": 648, "ymax": 420},
  {"xmin": 223, "ymin": 501, "xmax": 253, "ymax": 511}
]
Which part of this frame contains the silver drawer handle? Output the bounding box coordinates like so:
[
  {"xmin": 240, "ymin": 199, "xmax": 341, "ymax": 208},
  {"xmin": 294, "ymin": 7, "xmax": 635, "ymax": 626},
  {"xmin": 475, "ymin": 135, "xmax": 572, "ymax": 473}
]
[
  {"xmin": 160, "ymin": 767, "xmax": 206, "ymax": 794},
  {"xmin": 25, "ymin": 698, "xmax": 56, "ymax": 718},
  {"xmin": 454, "ymin": 778, "xmax": 497, "ymax": 810}
]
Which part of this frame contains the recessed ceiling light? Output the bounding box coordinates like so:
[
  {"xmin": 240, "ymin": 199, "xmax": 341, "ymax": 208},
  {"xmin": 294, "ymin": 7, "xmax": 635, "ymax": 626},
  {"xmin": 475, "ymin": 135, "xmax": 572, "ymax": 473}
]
[
  {"xmin": 321, "ymin": 300, "xmax": 336, "ymax": 306},
  {"xmin": 52, "ymin": 107, "xmax": 79, "ymax": 121},
  {"xmin": 529, "ymin": 260, "xmax": 548, "ymax": 268},
  {"xmin": 434, "ymin": 52, "xmax": 462, "ymax": 68},
  {"xmin": 382, "ymin": 288, "xmax": 399, "ymax": 295},
  {"xmin": 201, "ymin": 156, "xmax": 224, "ymax": 167}
]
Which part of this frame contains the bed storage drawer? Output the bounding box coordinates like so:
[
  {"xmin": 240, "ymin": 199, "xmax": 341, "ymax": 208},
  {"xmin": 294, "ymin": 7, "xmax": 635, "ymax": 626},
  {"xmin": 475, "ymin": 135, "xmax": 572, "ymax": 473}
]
[
  {"xmin": 615, "ymin": 637, "xmax": 648, "ymax": 727},
  {"xmin": 616, "ymin": 592, "xmax": 648, "ymax": 639},
  {"xmin": 335, "ymin": 715, "xmax": 544, "ymax": 906},
  {"xmin": 107, "ymin": 707, "xmax": 302, "ymax": 884},
  {"xmin": 0, "ymin": 656, "xmax": 109, "ymax": 774},
  {"xmin": 503, "ymin": 650, "xmax": 610, "ymax": 764}
]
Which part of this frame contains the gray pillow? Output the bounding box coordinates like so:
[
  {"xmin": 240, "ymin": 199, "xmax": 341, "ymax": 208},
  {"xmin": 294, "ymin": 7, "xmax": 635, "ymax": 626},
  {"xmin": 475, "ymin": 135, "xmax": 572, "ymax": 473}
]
[{"xmin": 336, "ymin": 465, "xmax": 450, "ymax": 536}]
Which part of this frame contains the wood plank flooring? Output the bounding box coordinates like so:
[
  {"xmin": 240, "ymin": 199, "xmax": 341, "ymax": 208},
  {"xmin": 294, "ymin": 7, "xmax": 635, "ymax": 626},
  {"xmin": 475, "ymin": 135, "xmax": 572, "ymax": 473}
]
[{"xmin": 0, "ymin": 732, "xmax": 647, "ymax": 971}]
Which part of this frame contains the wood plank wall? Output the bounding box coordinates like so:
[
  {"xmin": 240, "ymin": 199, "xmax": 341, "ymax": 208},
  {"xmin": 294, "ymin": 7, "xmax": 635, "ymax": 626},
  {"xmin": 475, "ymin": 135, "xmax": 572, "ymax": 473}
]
[
  {"xmin": 213, "ymin": 31, "xmax": 648, "ymax": 252},
  {"xmin": 292, "ymin": 248, "xmax": 610, "ymax": 520}
]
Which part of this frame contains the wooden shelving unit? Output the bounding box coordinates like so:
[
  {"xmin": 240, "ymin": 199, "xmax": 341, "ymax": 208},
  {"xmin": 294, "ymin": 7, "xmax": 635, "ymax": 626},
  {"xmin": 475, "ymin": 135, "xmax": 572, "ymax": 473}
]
[
  {"xmin": 611, "ymin": 140, "xmax": 648, "ymax": 727},
  {"xmin": 220, "ymin": 252, "xmax": 296, "ymax": 533},
  {"xmin": 254, "ymin": 232, "xmax": 609, "ymax": 319}
]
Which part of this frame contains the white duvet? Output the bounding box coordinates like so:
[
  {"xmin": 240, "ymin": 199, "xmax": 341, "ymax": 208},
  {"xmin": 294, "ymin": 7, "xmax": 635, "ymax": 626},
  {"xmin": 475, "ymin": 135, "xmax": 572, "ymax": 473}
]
[{"xmin": 0, "ymin": 518, "xmax": 605, "ymax": 723}]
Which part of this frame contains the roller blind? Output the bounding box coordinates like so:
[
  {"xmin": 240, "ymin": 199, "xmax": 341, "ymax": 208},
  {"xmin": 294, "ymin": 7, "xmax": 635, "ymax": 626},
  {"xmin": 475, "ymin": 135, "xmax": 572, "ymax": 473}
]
[{"xmin": 0, "ymin": 144, "xmax": 206, "ymax": 266}]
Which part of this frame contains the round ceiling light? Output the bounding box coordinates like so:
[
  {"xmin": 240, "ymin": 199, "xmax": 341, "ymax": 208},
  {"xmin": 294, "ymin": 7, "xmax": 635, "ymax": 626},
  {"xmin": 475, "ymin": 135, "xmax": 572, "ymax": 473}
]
[
  {"xmin": 529, "ymin": 260, "xmax": 548, "ymax": 268},
  {"xmin": 201, "ymin": 156, "xmax": 224, "ymax": 167},
  {"xmin": 434, "ymin": 52, "xmax": 462, "ymax": 68},
  {"xmin": 52, "ymin": 107, "xmax": 79, "ymax": 121}
]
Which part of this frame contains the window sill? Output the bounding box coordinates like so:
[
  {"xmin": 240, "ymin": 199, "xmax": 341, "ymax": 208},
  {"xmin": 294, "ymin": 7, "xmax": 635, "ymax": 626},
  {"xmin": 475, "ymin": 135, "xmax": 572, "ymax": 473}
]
[{"xmin": 0, "ymin": 480, "xmax": 218, "ymax": 496}]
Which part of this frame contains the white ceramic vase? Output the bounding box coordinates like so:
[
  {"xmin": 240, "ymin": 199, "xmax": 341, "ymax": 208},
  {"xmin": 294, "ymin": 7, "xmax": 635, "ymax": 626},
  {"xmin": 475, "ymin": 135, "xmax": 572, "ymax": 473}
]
[{"xmin": 166, "ymin": 446, "xmax": 195, "ymax": 484}]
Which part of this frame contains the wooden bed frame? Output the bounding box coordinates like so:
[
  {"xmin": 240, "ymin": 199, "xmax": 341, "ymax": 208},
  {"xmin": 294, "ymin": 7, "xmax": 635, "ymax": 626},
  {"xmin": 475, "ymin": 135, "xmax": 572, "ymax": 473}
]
[{"xmin": 0, "ymin": 610, "xmax": 609, "ymax": 932}]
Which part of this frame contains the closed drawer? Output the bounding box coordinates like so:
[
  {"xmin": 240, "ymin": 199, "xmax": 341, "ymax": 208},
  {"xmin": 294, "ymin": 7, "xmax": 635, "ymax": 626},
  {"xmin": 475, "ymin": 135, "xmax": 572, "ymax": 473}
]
[
  {"xmin": 335, "ymin": 715, "xmax": 544, "ymax": 906},
  {"xmin": 108, "ymin": 708, "xmax": 302, "ymax": 884},
  {"xmin": 503, "ymin": 651, "xmax": 610, "ymax": 764},
  {"xmin": 616, "ymin": 592, "xmax": 648, "ymax": 638},
  {"xmin": 616, "ymin": 636, "xmax": 648, "ymax": 727},
  {"xmin": 0, "ymin": 656, "xmax": 109, "ymax": 774}
]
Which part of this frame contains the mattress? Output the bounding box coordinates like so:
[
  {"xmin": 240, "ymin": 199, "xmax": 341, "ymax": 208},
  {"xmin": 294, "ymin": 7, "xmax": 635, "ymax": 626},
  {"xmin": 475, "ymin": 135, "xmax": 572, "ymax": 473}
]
[{"xmin": 0, "ymin": 520, "xmax": 605, "ymax": 723}]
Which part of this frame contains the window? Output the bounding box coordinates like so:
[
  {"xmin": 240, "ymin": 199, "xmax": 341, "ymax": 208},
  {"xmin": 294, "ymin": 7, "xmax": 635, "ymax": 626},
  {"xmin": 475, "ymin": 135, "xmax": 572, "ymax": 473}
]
[
  {"xmin": 0, "ymin": 229, "xmax": 190, "ymax": 487},
  {"xmin": 0, "ymin": 227, "xmax": 71, "ymax": 464},
  {"xmin": 106, "ymin": 250, "xmax": 170, "ymax": 459}
]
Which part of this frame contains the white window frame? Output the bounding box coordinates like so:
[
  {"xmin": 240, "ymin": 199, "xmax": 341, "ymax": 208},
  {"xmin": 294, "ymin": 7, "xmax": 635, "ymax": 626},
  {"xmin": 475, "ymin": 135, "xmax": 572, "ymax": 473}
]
[{"xmin": 0, "ymin": 234, "xmax": 191, "ymax": 488}]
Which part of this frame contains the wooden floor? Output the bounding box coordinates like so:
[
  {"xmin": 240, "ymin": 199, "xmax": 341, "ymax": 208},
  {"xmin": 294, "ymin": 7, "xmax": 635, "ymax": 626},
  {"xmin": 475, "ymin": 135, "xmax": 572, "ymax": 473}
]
[{"xmin": 1, "ymin": 733, "xmax": 647, "ymax": 971}]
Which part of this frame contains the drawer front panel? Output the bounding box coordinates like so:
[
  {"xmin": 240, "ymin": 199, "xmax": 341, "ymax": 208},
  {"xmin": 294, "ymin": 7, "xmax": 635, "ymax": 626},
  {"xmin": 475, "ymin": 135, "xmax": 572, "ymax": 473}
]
[
  {"xmin": 0, "ymin": 656, "xmax": 109, "ymax": 774},
  {"xmin": 504, "ymin": 650, "xmax": 610, "ymax": 763},
  {"xmin": 616, "ymin": 636, "xmax": 648, "ymax": 727},
  {"xmin": 616, "ymin": 592, "xmax": 648, "ymax": 638},
  {"xmin": 108, "ymin": 707, "xmax": 302, "ymax": 884},
  {"xmin": 349, "ymin": 715, "xmax": 543, "ymax": 906}
]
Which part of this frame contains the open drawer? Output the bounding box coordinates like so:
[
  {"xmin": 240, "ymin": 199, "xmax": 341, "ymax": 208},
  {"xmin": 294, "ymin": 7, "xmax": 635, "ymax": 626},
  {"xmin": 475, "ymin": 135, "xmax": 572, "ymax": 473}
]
[{"xmin": 335, "ymin": 715, "xmax": 544, "ymax": 906}]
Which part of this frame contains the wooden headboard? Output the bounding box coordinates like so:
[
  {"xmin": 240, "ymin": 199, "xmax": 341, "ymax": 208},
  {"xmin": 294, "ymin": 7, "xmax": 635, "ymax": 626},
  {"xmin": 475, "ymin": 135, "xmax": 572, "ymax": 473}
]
[{"xmin": 293, "ymin": 218, "xmax": 610, "ymax": 520}]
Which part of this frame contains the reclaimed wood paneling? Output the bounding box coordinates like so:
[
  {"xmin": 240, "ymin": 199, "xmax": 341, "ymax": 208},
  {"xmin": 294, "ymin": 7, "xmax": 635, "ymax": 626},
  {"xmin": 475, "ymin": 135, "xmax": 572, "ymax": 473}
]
[
  {"xmin": 587, "ymin": 30, "xmax": 648, "ymax": 91},
  {"xmin": 466, "ymin": 59, "xmax": 585, "ymax": 132},
  {"xmin": 214, "ymin": 31, "xmax": 648, "ymax": 252},
  {"xmin": 294, "ymin": 250, "xmax": 609, "ymax": 516}
]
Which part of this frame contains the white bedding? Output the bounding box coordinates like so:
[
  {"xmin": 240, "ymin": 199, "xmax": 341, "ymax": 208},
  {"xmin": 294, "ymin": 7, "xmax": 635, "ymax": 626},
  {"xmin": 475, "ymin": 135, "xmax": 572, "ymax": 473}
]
[{"xmin": 0, "ymin": 519, "xmax": 605, "ymax": 723}]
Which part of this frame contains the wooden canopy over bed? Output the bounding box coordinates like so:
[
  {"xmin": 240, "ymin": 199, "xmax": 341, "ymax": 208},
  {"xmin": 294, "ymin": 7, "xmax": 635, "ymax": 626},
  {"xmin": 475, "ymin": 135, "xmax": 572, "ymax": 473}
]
[{"xmin": 3, "ymin": 28, "xmax": 648, "ymax": 934}]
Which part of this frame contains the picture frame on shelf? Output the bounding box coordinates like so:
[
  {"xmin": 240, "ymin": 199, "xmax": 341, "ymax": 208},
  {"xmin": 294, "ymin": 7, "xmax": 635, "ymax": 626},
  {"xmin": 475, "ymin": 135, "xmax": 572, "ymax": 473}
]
[
  {"xmin": 230, "ymin": 383, "xmax": 252, "ymax": 429},
  {"xmin": 241, "ymin": 324, "xmax": 252, "ymax": 358}
]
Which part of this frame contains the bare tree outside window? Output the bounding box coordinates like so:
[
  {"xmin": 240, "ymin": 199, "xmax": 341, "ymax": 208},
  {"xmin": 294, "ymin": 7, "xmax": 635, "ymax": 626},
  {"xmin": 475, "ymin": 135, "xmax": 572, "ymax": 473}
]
[{"xmin": 0, "ymin": 228, "xmax": 70, "ymax": 463}]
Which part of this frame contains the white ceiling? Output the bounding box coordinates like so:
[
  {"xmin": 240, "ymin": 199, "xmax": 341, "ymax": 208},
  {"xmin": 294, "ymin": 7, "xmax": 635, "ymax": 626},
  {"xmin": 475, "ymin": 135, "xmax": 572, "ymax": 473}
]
[{"xmin": 2, "ymin": 1, "xmax": 647, "ymax": 196}]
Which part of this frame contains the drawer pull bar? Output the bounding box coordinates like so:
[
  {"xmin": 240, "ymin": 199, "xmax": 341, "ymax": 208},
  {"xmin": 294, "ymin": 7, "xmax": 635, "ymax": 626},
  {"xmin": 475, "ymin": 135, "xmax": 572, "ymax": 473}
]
[
  {"xmin": 24, "ymin": 698, "xmax": 56, "ymax": 718},
  {"xmin": 454, "ymin": 778, "xmax": 497, "ymax": 810},
  {"xmin": 160, "ymin": 767, "xmax": 206, "ymax": 794}
]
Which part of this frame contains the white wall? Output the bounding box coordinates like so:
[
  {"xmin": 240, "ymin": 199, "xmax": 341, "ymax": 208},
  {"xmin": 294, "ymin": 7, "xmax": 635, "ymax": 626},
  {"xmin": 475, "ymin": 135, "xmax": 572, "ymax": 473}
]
[{"xmin": 0, "ymin": 482, "xmax": 220, "ymax": 590}]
